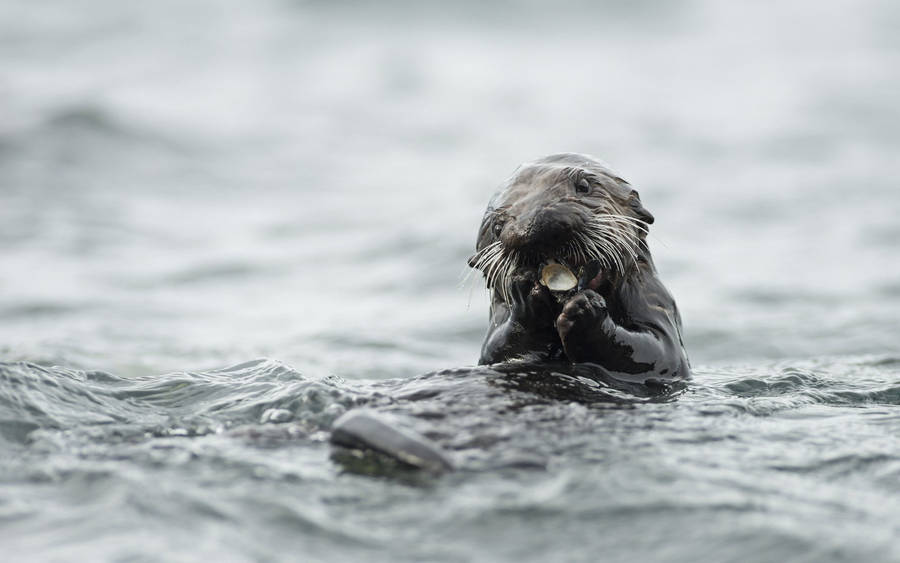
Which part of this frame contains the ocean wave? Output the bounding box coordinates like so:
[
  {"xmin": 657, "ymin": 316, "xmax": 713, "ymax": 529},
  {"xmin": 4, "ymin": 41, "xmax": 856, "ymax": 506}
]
[{"xmin": 0, "ymin": 359, "xmax": 363, "ymax": 447}]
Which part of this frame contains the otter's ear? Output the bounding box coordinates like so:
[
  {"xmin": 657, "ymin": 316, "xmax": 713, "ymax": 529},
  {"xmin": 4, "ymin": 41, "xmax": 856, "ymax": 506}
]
[{"xmin": 629, "ymin": 191, "xmax": 655, "ymax": 225}]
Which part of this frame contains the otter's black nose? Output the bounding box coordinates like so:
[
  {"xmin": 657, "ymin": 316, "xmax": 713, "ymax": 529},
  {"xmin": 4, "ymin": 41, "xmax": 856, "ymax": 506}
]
[{"xmin": 501, "ymin": 206, "xmax": 578, "ymax": 255}]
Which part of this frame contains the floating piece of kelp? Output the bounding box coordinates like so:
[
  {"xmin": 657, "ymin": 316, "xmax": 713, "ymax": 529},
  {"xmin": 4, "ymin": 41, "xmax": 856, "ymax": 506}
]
[{"xmin": 330, "ymin": 410, "xmax": 454, "ymax": 474}]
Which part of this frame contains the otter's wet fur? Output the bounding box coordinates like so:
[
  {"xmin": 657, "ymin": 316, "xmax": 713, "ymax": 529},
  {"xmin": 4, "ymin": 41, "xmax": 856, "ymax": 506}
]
[{"xmin": 469, "ymin": 153, "xmax": 690, "ymax": 383}]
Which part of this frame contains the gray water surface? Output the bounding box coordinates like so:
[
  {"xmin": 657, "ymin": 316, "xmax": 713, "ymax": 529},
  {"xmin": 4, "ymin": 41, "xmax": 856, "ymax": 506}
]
[{"xmin": 2, "ymin": 0, "xmax": 899, "ymax": 561}]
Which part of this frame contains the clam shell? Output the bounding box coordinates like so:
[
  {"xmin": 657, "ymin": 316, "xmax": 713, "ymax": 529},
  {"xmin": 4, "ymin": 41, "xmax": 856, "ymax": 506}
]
[{"xmin": 540, "ymin": 263, "xmax": 577, "ymax": 292}]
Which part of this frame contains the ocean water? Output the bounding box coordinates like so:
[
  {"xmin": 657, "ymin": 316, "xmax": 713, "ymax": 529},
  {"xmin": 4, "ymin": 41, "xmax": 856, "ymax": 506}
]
[{"xmin": 1, "ymin": 0, "xmax": 899, "ymax": 561}]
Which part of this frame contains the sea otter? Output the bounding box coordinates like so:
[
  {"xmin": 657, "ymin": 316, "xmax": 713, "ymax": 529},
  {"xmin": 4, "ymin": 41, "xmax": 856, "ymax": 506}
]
[
  {"xmin": 468, "ymin": 153, "xmax": 690, "ymax": 383},
  {"xmin": 329, "ymin": 153, "xmax": 689, "ymax": 473}
]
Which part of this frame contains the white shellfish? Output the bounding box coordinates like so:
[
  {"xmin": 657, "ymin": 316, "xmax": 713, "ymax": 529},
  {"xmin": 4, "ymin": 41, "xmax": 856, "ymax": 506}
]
[{"xmin": 540, "ymin": 262, "xmax": 577, "ymax": 292}]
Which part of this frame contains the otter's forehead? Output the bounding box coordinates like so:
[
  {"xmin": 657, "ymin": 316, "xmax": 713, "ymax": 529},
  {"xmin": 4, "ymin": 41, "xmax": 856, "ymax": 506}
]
[
  {"xmin": 529, "ymin": 152, "xmax": 614, "ymax": 170},
  {"xmin": 490, "ymin": 158, "xmax": 631, "ymax": 210}
]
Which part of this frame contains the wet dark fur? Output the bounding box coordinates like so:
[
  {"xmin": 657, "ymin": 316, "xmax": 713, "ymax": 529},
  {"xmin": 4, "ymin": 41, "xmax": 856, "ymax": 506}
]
[{"xmin": 469, "ymin": 153, "xmax": 690, "ymax": 383}]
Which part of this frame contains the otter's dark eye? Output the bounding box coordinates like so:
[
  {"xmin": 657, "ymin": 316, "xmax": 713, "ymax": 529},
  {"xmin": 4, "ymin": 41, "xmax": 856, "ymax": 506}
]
[
  {"xmin": 492, "ymin": 222, "xmax": 503, "ymax": 237},
  {"xmin": 575, "ymin": 178, "xmax": 591, "ymax": 194}
]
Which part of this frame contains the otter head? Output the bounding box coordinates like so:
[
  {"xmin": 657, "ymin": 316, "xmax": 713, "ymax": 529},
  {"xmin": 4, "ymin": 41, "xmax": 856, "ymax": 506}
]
[{"xmin": 469, "ymin": 153, "xmax": 654, "ymax": 302}]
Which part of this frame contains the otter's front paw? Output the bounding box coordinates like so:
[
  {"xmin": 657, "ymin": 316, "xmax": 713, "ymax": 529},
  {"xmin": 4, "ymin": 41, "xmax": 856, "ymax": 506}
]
[
  {"xmin": 508, "ymin": 269, "xmax": 557, "ymax": 327},
  {"xmin": 556, "ymin": 290, "xmax": 608, "ymax": 345}
]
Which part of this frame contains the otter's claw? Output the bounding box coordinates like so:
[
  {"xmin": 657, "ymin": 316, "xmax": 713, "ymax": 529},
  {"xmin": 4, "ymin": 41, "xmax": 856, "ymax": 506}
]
[
  {"xmin": 577, "ymin": 260, "xmax": 604, "ymax": 292},
  {"xmin": 556, "ymin": 290, "xmax": 608, "ymax": 343},
  {"xmin": 507, "ymin": 268, "xmax": 556, "ymax": 327}
]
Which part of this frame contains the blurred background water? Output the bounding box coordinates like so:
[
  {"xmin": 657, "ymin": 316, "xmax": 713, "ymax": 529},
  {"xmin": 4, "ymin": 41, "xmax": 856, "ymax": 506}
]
[{"xmin": 1, "ymin": 0, "xmax": 899, "ymax": 561}]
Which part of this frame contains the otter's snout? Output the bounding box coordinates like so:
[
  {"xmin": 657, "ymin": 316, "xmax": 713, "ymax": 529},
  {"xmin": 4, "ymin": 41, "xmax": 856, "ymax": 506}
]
[{"xmin": 501, "ymin": 205, "xmax": 581, "ymax": 256}]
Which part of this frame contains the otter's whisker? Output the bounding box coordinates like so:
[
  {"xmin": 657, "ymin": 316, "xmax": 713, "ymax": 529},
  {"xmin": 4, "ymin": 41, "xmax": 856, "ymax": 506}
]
[
  {"xmin": 574, "ymin": 233, "xmax": 599, "ymax": 269},
  {"xmin": 585, "ymin": 212, "xmax": 646, "ymax": 271},
  {"xmin": 599, "ymin": 216, "xmax": 650, "ymax": 253},
  {"xmin": 602, "ymin": 226, "xmax": 639, "ymax": 269},
  {"xmin": 597, "ymin": 211, "xmax": 665, "ymax": 249},
  {"xmin": 599, "ymin": 222, "xmax": 639, "ymax": 260},
  {"xmin": 488, "ymin": 252, "xmax": 505, "ymax": 292},
  {"xmin": 477, "ymin": 243, "xmax": 505, "ymax": 294},
  {"xmin": 597, "ymin": 213, "xmax": 650, "ymax": 232},
  {"xmin": 463, "ymin": 241, "xmax": 500, "ymax": 287},
  {"xmin": 583, "ymin": 229, "xmax": 622, "ymax": 273},
  {"xmin": 593, "ymin": 215, "xmax": 647, "ymax": 233},
  {"xmin": 584, "ymin": 224, "xmax": 621, "ymax": 267},
  {"xmin": 599, "ymin": 229, "xmax": 630, "ymax": 273},
  {"xmin": 502, "ymin": 251, "xmax": 518, "ymax": 304}
]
